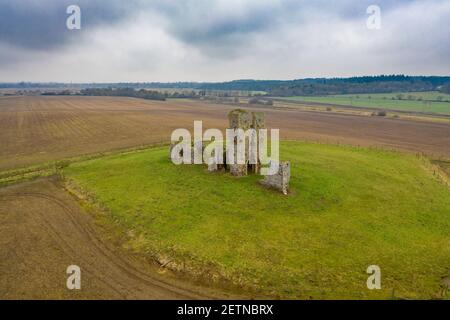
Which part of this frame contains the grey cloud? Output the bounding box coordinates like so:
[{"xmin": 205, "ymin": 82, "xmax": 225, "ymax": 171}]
[
  {"xmin": 0, "ymin": 0, "xmax": 448, "ymax": 81},
  {"xmin": 0, "ymin": 0, "xmax": 132, "ymax": 49},
  {"xmin": 145, "ymin": 0, "xmax": 408, "ymax": 54},
  {"xmin": 0, "ymin": 0, "xmax": 413, "ymax": 50}
]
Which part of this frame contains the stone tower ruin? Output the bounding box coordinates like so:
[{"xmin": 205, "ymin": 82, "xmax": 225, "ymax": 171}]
[
  {"xmin": 169, "ymin": 109, "xmax": 291, "ymax": 194},
  {"xmin": 227, "ymin": 109, "xmax": 265, "ymax": 177}
]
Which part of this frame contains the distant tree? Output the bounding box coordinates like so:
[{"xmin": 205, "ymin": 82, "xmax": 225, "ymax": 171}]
[{"xmin": 80, "ymin": 87, "xmax": 166, "ymax": 101}]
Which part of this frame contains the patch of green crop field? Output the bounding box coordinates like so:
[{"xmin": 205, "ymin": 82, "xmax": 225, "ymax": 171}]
[
  {"xmin": 279, "ymin": 91, "xmax": 450, "ymax": 115},
  {"xmin": 64, "ymin": 142, "xmax": 450, "ymax": 299}
]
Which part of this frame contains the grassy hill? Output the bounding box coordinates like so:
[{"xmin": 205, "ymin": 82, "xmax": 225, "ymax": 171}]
[{"xmin": 63, "ymin": 142, "xmax": 450, "ymax": 299}]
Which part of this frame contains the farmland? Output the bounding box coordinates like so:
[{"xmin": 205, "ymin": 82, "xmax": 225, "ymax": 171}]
[
  {"xmin": 63, "ymin": 142, "xmax": 450, "ymax": 299},
  {"xmin": 278, "ymin": 91, "xmax": 450, "ymax": 115},
  {"xmin": 0, "ymin": 178, "xmax": 223, "ymax": 299},
  {"xmin": 1, "ymin": 96, "xmax": 450, "ymax": 172},
  {"xmin": 1, "ymin": 0, "xmax": 449, "ymax": 303},
  {"xmin": 0, "ymin": 96, "xmax": 224, "ymax": 170},
  {"xmin": 0, "ymin": 95, "xmax": 449, "ymax": 300}
]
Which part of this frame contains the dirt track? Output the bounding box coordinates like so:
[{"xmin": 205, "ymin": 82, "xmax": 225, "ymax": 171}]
[
  {"xmin": 0, "ymin": 178, "xmax": 227, "ymax": 299},
  {"xmin": 0, "ymin": 96, "xmax": 449, "ymax": 170}
]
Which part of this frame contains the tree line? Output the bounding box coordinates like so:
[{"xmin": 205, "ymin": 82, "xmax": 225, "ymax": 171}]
[
  {"xmin": 3, "ymin": 75, "xmax": 450, "ymax": 97},
  {"xmin": 80, "ymin": 88, "xmax": 166, "ymax": 100}
]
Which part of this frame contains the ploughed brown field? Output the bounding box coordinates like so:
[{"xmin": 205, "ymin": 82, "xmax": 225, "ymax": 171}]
[
  {"xmin": 0, "ymin": 178, "xmax": 228, "ymax": 299},
  {"xmin": 1, "ymin": 95, "xmax": 449, "ymax": 171}
]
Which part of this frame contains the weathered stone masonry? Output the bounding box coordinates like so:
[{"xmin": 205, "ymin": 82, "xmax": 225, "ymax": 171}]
[
  {"xmin": 259, "ymin": 161, "xmax": 291, "ymax": 195},
  {"xmin": 169, "ymin": 109, "xmax": 291, "ymax": 194}
]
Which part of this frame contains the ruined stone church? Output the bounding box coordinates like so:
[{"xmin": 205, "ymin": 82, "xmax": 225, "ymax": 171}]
[{"xmin": 170, "ymin": 109, "xmax": 290, "ymax": 194}]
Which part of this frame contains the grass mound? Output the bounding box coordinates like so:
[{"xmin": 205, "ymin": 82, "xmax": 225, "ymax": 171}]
[{"xmin": 64, "ymin": 141, "xmax": 450, "ymax": 299}]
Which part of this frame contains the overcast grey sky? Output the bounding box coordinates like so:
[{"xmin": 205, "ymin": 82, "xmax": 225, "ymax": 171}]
[{"xmin": 0, "ymin": 0, "xmax": 449, "ymax": 82}]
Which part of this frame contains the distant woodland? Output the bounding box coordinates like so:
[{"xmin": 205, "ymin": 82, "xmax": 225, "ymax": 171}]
[{"xmin": 2, "ymin": 75, "xmax": 450, "ymax": 97}]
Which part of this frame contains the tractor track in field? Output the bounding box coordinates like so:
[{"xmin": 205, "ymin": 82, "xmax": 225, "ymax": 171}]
[{"xmin": 0, "ymin": 179, "xmax": 223, "ymax": 299}]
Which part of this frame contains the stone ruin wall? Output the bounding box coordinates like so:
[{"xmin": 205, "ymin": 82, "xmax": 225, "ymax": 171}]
[
  {"xmin": 169, "ymin": 109, "xmax": 291, "ymax": 194},
  {"xmin": 260, "ymin": 161, "xmax": 291, "ymax": 195}
]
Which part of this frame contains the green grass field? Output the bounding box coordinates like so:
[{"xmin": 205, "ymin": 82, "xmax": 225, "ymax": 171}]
[
  {"xmin": 64, "ymin": 142, "xmax": 450, "ymax": 299},
  {"xmin": 279, "ymin": 91, "xmax": 450, "ymax": 115}
]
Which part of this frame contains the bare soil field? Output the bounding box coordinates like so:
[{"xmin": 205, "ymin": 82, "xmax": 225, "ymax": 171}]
[
  {"xmin": 0, "ymin": 96, "xmax": 449, "ymax": 171},
  {"xmin": 0, "ymin": 178, "xmax": 231, "ymax": 299}
]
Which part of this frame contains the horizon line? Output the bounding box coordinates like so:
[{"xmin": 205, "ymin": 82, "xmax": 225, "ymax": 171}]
[{"xmin": 1, "ymin": 74, "xmax": 450, "ymax": 85}]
